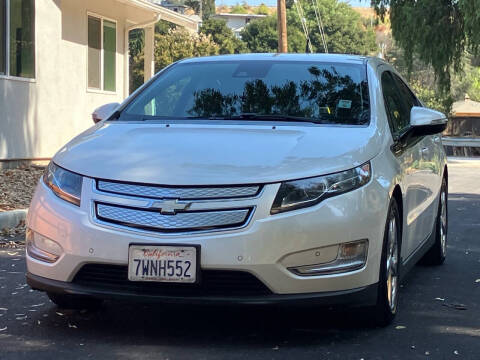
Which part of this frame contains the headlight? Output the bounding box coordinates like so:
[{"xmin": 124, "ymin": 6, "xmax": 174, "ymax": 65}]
[
  {"xmin": 271, "ymin": 162, "xmax": 371, "ymax": 214},
  {"xmin": 43, "ymin": 162, "xmax": 83, "ymax": 206}
]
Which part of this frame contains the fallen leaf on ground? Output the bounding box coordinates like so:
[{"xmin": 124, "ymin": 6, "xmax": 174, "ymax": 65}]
[
  {"xmin": 0, "ymin": 165, "xmax": 44, "ymax": 212},
  {"xmin": 442, "ymin": 303, "xmax": 467, "ymax": 310},
  {"xmin": 30, "ymin": 303, "xmax": 44, "ymax": 307}
]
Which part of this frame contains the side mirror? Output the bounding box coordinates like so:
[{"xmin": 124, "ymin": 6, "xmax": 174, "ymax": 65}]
[
  {"xmin": 92, "ymin": 102, "xmax": 120, "ymax": 124},
  {"xmin": 410, "ymin": 106, "xmax": 447, "ymax": 135}
]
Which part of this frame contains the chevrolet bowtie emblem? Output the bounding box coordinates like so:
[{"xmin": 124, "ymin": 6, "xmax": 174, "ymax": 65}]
[{"xmin": 150, "ymin": 199, "xmax": 192, "ymax": 215}]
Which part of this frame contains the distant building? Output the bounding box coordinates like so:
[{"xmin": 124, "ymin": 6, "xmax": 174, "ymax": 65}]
[
  {"xmin": 444, "ymin": 94, "xmax": 480, "ymax": 157},
  {"xmin": 212, "ymin": 13, "xmax": 267, "ymax": 38},
  {"xmin": 157, "ymin": 1, "xmax": 189, "ymax": 14},
  {"xmin": 446, "ymin": 94, "xmax": 480, "ymax": 137},
  {"xmin": 149, "ymin": 1, "xmax": 202, "ymax": 28}
]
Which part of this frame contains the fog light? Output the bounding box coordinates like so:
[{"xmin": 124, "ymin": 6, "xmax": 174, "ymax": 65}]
[
  {"xmin": 289, "ymin": 239, "xmax": 368, "ymax": 276},
  {"xmin": 26, "ymin": 228, "xmax": 63, "ymax": 263}
]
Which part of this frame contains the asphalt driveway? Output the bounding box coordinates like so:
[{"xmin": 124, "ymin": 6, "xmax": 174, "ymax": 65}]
[{"xmin": 0, "ymin": 160, "xmax": 479, "ymax": 360}]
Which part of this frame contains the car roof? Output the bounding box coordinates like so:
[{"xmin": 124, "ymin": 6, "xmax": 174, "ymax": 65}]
[{"xmin": 178, "ymin": 53, "xmax": 385, "ymax": 66}]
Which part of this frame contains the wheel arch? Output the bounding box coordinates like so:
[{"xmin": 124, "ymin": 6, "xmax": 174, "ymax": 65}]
[{"xmin": 391, "ymin": 184, "xmax": 403, "ymax": 246}]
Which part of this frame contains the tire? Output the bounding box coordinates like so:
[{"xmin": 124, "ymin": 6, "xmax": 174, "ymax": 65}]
[
  {"xmin": 47, "ymin": 292, "xmax": 103, "ymax": 310},
  {"xmin": 421, "ymin": 177, "xmax": 448, "ymax": 265},
  {"xmin": 372, "ymin": 198, "xmax": 401, "ymax": 327}
]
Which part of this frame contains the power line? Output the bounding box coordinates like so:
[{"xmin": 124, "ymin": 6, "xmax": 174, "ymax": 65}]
[
  {"xmin": 293, "ymin": 0, "xmax": 313, "ymax": 53},
  {"xmin": 312, "ymin": 0, "xmax": 328, "ymax": 53}
]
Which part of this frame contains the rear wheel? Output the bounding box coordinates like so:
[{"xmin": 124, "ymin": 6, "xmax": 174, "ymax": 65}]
[
  {"xmin": 422, "ymin": 177, "xmax": 448, "ymax": 265},
  {"xmin": 47, "ymin": 292, "xmax": 103, "ymax": 310},
  {"xmin": 372, "ymin": 198, "xmax": 400, "ymax": 327}
]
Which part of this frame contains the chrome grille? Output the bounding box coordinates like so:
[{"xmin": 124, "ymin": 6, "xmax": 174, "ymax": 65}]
[
  {"xmin": 96, "ymin": 203, "xmax": 251, "ymax": 232},
  {"xmin": 97, "ymin": 180, "xmax": 260, "ymax": 200}
]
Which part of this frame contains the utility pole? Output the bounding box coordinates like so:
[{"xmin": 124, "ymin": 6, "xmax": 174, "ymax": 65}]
[{"xmin": 277, "ymin": 0, "xmax": 288, "ymax": 53}]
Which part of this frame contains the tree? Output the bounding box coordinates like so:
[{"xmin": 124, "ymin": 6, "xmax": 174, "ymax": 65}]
[
  {"xmin": 371, "ymin": 0, "xmax": 480, "ymax": 91},
  {"xmin": 202, "ymin": 0, "xmax": 216, "ymax": 20},
  {"xmin": 381, "ymin": 27, "xmax": 480, "ymax": 115},
  {"xmin": 230, "ymin": 3, "xmax": 249, "ymax": 14},
  {"xmin": 240, "ymin": 15, "xmax": 306, "ymax": 53},
  {"xmin": 184, "ymin": 0, "xmax": 215, "ymax": 20},
  {"xmin": 241, "ymin": 0, "xmax": 377, "ymax": 54},
  {"xmin": 155, "ymin": 29, "xmax": 219, "ymax": 72},
  {"xmin": 129, "ymin": 28, "xmax": 219, "ymax": 93},
  {"xmin": 255, "ymin": 3, "xmax": 270, "ymax": 15},
  {"xmin": 129, "ymin": 29, "xmax": 145, "ymax": 94},
  {"xmin": 199, "ymin": 19, "xmax": 247, "ymax": 54},
  {"xmin": 184, "ymin": 0, "xmax": 200, "ymax": 14},
  {"xmin": 156, "ymin": 19, "xmax": 176, "ymax": 35}
]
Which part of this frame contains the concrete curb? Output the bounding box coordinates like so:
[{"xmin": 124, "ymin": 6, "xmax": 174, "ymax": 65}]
[
  {"xmin": 447, "ymin": 157, "xmax": 480, "ymax": 167},
  {"xmin": 0, "ymin": 209, "xmax": 28, "ymax": 230}
]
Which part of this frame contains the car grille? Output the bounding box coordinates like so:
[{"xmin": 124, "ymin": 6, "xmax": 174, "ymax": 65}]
[
  {"xmin": 73, "ymin": 264, "xmax": 272, "ymax": 297},
  {"xmin": 97, "ymin": 180, "xmax": 261, "ymax": 200},
  {"xmin": 94, "ymin": 180, "xmax": 260, "ymax": 233},
  {"xmin": 96, "ymin": 203, "xmax": 251, "ymax": 233}
]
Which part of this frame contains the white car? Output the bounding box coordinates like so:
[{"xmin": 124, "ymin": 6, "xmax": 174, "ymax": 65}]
[{"xmin": 26, "ymin": 54, "xmax": 448, "ymax": 326}]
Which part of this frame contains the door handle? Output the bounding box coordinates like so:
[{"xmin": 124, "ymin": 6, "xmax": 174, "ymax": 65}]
[
  {"xmin": 433, "ymin": 136, "xmax": 441, "ymax": 143},
  {"xmin": 421, "ymin": 147, "xmax": 429, "ymax": 153}
]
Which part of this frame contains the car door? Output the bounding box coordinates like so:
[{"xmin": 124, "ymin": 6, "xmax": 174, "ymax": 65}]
[
  {"xmin": 380, "ymin": 70, "xmax": 432, "ymax": 259},
  {"xmin": 391, "ymin": 73, "xmax": 440, "ymax": 248}
]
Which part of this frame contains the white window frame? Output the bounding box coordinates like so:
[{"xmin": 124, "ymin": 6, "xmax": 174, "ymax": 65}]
[
  {"xmin": 86, "ymin": 11, "xmax": 117, "ymax": 94},
  {"xmin": 0, "ymin": 0, "xmax": 36, "ymax": 83}
]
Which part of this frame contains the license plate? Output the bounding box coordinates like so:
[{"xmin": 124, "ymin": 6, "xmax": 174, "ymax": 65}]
[{"xmin": 128, "ymin": 245, "xmax": 197, "ymax": 283}]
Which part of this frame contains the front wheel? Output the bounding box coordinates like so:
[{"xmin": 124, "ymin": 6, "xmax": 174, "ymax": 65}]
[
  {"xmin": 372, "ymin": 198, "xmax": 401, "ymax": 327},
  {"xmin": 422, "ymin": 177, "xmax": 448, "ymax": 265}
]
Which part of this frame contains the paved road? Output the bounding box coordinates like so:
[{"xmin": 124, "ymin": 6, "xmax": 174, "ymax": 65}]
[{"xmin": 1, "ymin": 161, "xmax": 479, "ymax": 360}]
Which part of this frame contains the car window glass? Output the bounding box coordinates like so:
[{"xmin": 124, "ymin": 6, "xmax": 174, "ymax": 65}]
[
  {"xmin": 121, "ymin": 61, "xmax": 371, "ymax": 125},
  {"xmin": 143, "ymin": 77, "xmax": 192, "ymax": 116},
  {"xmin": 392, "ymin": 73, "xmax": 420, "ymax": 109},
  {"xmin": 381, "ymin": 71, "xmax": 410, "ymax": 136}
]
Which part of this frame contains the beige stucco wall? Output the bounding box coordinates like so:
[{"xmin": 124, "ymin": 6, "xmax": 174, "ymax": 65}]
[{"xmin": 0, "ymin": 0, "xmax": 156, "ymax": 160}]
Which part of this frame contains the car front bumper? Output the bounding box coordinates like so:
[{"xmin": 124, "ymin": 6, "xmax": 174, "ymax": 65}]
[
  {"xmin": 26, "ymin": 271, "xmax": 379, "ymax": 306},
  {"xmin": 26, "ymin": 171, "xmax": 389, "ymax": 299}
]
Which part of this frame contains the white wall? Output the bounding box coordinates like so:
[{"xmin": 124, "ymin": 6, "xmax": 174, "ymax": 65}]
[
  {"xmin": 0, "ymin": 0, "xmax": 155, "ymax": 160},
  {"xmin": 218, "ymin": 16, "xmax": 248, "ymax": 31}
]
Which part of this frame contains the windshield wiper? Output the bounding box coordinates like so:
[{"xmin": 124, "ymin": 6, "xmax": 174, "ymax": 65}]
[
  {"xmin": 187, "ymin": 113, "xmax": 324, "ymax": 123},
  {"xmin": 137, "ymin": 114, "xmax": 326, "ymax": 123}
]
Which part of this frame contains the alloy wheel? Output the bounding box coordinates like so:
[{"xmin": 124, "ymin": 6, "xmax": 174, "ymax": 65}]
[
  {"xmin": 386, "ymin": 215, "xmax": 399, "ymax": 312},
  {"xmin": 440, "ymin": 189, "xmax": 447, "ymax": 257}
]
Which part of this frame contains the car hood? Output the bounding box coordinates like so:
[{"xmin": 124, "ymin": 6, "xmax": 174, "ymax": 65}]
[{"xmin": 54, "ymin": 121, "xmax": 381, "ymax": 185}]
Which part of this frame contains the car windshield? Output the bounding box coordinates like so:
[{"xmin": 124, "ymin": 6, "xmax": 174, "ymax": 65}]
[{"xmin": 119, "ymin": 60, "xmax": 370, "ymax": 125}]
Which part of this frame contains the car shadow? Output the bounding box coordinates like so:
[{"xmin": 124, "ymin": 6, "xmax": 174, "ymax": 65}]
[{"xmin": 30, "ymin": 301, "xmax": 381, "ymax": 349}]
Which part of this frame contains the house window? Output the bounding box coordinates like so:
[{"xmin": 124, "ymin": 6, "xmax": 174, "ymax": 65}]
[
  {"xmin": 88, "ymin": 14, "xmax": 116, "ymax": 92},
  {"xmin": 0, "ymin": 0, "xmax": 35, "ymax": 78}
]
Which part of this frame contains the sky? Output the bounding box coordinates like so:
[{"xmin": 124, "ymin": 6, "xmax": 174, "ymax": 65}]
[{"xmin": 216, "ymin": 0, "xmax": 369, "ymax": 7}]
